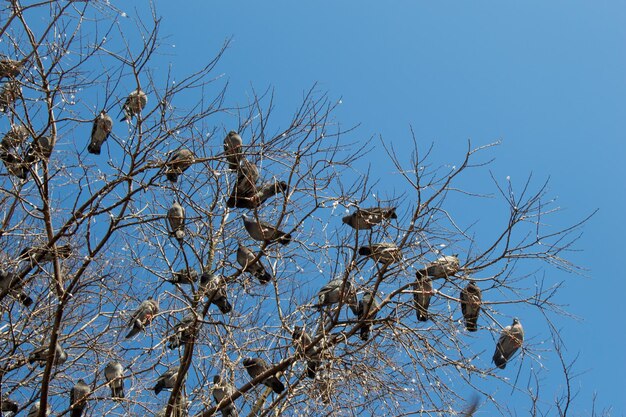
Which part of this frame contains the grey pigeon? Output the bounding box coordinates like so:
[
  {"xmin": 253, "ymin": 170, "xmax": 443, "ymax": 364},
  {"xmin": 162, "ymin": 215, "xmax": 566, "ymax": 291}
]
[
  {"xmin": 104, "ymin": 361, "xmax": 125, "ymax": 398},
  {"xmin": 25, "ymin": 135, "xmax": 54, "ymax": 164},
  {"xmin": 292, "ymin": 326, "xmax": 321, "ymax": 379},
  {"xmin": 154, "ymin": 366, "xmax": 180, "ymax": 395},
  {"xmin": 460, "ymin": 280, "xmax": 482, "ymax": 332},
  {"xmin": 0, "ymin": 149, "xmax": 28, "ymax": 179},
  {"xmin": 168, "ymin": 314, "xmax": 196, "ymax": 350},
  {"xmin": 223, "ymin": 131, "xmax": 243, "ymax": 171},
  {"xmin": 28, "ymin": 341, "xmax": 67, "ymax": 368},
  {"xmin": 227, "ymin": 179, "xmax": 288, "ymax": 209},
  {"xmin": 212, "ymin": 375, "xmax": 237, "ymax": 417},
  {"xmin": 0, "ymin": 80, "xmax": 20, "ymax": 112},
  {"xmin": 2, "ymin": 124, "xmax": 29, "ymax": 148},
  {"xmin": 169, "ymin": 268, "xmax": 198, "ymax": 285},
  {"xmin": 19, "ymin": 244, "xmax": 71, "ymax": 267},
  {"xmin": 342, "ymin": 207, "xmax": 397, "ymax": 230},
  {"xmin": 165, "ymin": 148, "xmax": 195, "ymax": 182},
  {"xmin": 125, "ymin": 297, "xmax": 159, "ymax": 338},
  {"xmin": 0, "ymin": 269, "xmax": 32, "ymax": 306},
  {"xmin": 317, "ymin": 278, "xmax": 359, "ymax": 315},
  {"xmin": 414, "ymin": 274, "xmax": 433, "ymax": 322},
  {"xmin": 0, "ymin": 58, "xmax": 23, "ymax": 79},
  {"xmin": 70, "ymin": 379, "xmax": 91, "ymax": 417},
  {"xmin": 358, "ymin": 243, "xmax": 402, "ymax": 265},
  {"xmin": 88, "ymin": 110, "xmax": 113, "ymax": 155},
  {"xmin": 243, "ymin": 357, "xmax": 284, "ymax": 394},
  {"xmin": 167, "ymin": 201, "xmax": 186, "ymax": 242},
  {"xmin": 236, "ymin": 244, "xmax": 272, "ymax": 284},
  {"xmin": 26, "ymin": 401, "xmax": 51, "ymax": 417},
  {"xmin": 357, "ymin": 290, "xmax": 379, "ymax": 341},
  {"xmin": 200, "ymin": 273, "xmax": 232, "ymax": 313},
  {"xmin": 120, "ymin": 88, "xmax": 147, "ymax": 121},
  {"xmin": 493, "ymin": 318, "xmax": 524, "ymax": 369},
  {"xmin": 416, "ymin": 254, "xmax": 460, "ymax": 279},
  {"xmin": 1, "ymin": 396, "xmax": 18, "ymax": 415},
  {"xmin": 242, "ymin": 214, "xmax": 291, "ymax": 245}
]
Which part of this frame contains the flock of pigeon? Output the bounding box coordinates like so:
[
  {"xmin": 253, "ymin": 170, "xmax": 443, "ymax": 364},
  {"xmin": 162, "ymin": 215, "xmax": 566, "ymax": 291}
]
[{"xmin": 0, "ymin": 58, "xmax": 525, "ymax": 416}]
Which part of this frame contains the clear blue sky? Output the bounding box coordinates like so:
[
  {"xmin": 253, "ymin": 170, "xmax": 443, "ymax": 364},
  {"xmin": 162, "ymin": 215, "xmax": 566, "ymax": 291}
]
[{"xmin": 133, "ymin": 1, "xmax": 624, "ymax": 414}]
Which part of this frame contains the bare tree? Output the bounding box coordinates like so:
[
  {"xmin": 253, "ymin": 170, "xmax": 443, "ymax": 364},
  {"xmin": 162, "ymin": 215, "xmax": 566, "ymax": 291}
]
[{"xmin": 0, "ymin": 1, "xmax": 595, "ymax": 417}]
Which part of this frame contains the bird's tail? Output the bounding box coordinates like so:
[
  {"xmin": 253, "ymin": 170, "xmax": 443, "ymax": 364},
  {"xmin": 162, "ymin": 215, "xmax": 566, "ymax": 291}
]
[
  {"xmin": 256, "ymin": 269, "xmax": 272, "ymax": 284},
  {"xmin": 71, "ymin": 406, "xmax": 84, "ymax": 417},
  {"xmin": 87, "ymin": 143, "xmax": 101, "ymax": 155},
  {"xmin": 306, "ymin": 360, "xmax": 318, "ymax": 379},
  {"xmin": 278, "ymin": 233, "xmax": 291, "ymax": 246},
  {"xmin": 125, "ymin": 323, "xmax": 141, "ymax": 339},
  {"xmin": 465, "ymin": 319, "xmax": 478, "ymax": 332},
  {"xmin": 358, "ymin": 247, "xmax": 372, "ymax": 257},
  {"xmin": 111, "ymin": 385, "xmax": 125, "ymax": 399},
  {"xmin": 166, "ymin": 172, "xmax": 178, "ymax": 182},
  {"xmin": 154, "ymin": 382, "xmax": 163, "ymax": 395},
  {"xmin": 18, "ymin": 292, "xmax": 33, "ymax": 307},
  {"xmin": 417, "ymin": 311, "xmax": 429, "ymax": 322},
  {"xmin": 215, "ymin": 298, "xmax": 232, "ymax": 314},
  {"xmin": 268, "ymin": 377, "xmax": 285, "ymax": 394},
  {"xmin": 360, "ymin": 325, "xmax": 370, "ymax": 341}
]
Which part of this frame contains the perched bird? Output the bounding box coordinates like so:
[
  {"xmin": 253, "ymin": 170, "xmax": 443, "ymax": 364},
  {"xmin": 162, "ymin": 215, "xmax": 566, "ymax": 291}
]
[
  {"xmin": 292, "ymin": 326, "xmax": 321, "ymax": 378},
  {"xmin": 0, "ymin": 269, "xmax": 32, "ymax": 306},
  {"xmin": 0, "ymin": 396, "xmax": 18, "ymax": 415},
  {"xmin": 125, "ymin": 297, "xmax": 159, "ymax": 338},
  {"xmin": 154, "ymin": 366, "xmax": 180, "ymax": 395},
  {"xmin": 0, "ymin": 79, "xmax": 21, "ymax": 112},
  {"xmin": 342, "ymin": 207, "xmax": 397, "ymax": 230},
  {"xmin": 104, "ymin": 361, "xmax": 125, "ymax": 398},
  {"xmin": 1, "ymin": 124, "xmax": 29, "ymax": 148},
  {"xmin": 25, "ymin": 135, "xmax": 54, "ymax": 163},
  {"xmin": 120, "ymin": 88, "xmax": 147, "ymax": 121},
  {"xmin": 236, "ymin": 244, "xmax": 272, "ymax": 284},
  {"xmin": 165, "ymin": 148, "xmax": 195, "ymax": 182},
  {"xmin": 242, "ymin": 214, "xmax": 291, "ymax": 245},
  {"xmin": 0, "ymin": 149, "xmax": 28, "ymax": 180},
  {"xmin": 223, "ymin": 131, "xmax": 243, "ymax": 170},
  {"xmin": 169, "ymin": 268, "xmax": 198, "ymax": 285},
  {"xmin": 460, "ymin": 280, "xmax": 482, "ymax": 332},
  {"xmin": 167, "ymin": 314, "xmax": 196, "ymax": 350},
  {"xmin": 493, "ymin": 318, "xmax": 524, "ymax": 369},
  {"xmin": 88, "ymin": 110, "xmax": 113, "ymax": 155},
  {"xmin": 317, "ymin": 278, "xmax": 359, "ymax": 316},
  {"xmin": 70, "ymin": 379, "xmax": 91, "ymax": 417},
  {"xmin": 19, "ymin": 244, "xmax": 72, "ymax": 267},
  {"xmin": 357, "ymin": 290, "xmax": 379, "ymax": 341},
  {"xmin": 416, "ymin": 254, "xmax": 460, "ymax": 279},
  {"xmin": 0, "ymin": 58, "xmax": 23, "ymax": 79},
  {"xmin": 167, "ymin": 201, "xmax": 186, "ymax": 242},
  {"xmin": 28, "ymin": 341, "xmax": 67, "ymax": 368},
  {"xmin": 414, "ymin": 274, "xmax": 433, "ymax": 322},
  {"xmin": 26, "ymin": 401, "xmax": 51, "ymax": 417},
  {"xmin": 200, "ymin": 273, "xmax": 232, "ymax": 313},
  {"xmin": 234, "ymin": 159, "xmax": 259, "ymax": 195},
  {"xmin": 358, "ymin": 243, "xmax": 402, "ymax": 265},
  {"xmin": 227, "ymin": 179, "xmax": 288, "ymax": 209},
  {"xmin": 243, "ymin": 357, "xmax": 284, "ymax": 394},
  {"xmin": 212, "ymin": 375, "xmax": 237, "ymax": 417}
]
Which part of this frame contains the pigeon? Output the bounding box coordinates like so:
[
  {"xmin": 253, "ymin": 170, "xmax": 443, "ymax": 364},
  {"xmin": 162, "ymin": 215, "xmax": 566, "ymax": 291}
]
[
  {"xmin": 358, "ymin": 243, "xmax": 402, "ymax": 265},
  {"xmin": 0, "ymin": 396, "xmax": 18, "ymax": 415},
  {"xmin": 125, "ymin": 297, "xmax": 159, "ymax": 338},
  {"xmin": 28, "ymin": 341, "xmax": 67, "ymax": 368},
  {"xmin": 167, "ymin": 202, "xmax": 186, "ymax": 242},
  {"xmin": 416, "ymin": 254, "xmax": 460, "ymax": 279},
  {"xmin": 88, "ymin": 110, "xmax": 113, "ymax": 155},
  {"xmin": 0, "ymin": 269, "xmax": 32, "ymax": 306},
  {"xmin": 0, "ymin": 58, "xmax": 23, "ymax": 79},
  {"xmin": 227, "ymin": 179, "xmax": 288, "ymax": 209},
  {"xmin": 493, "ymin": 318, "xmax": 524, "ymax": 369},
  {"xmin": 19, "ymin": 244, "xmax": 72, "ymax": 267},
  {"xmin": 25, "ymin": 135, "xmax": 54, "ymax": 164},
  {"xmin": 26, "ymin": 401, "xmax": 51, "ymax": 417},
  {"xmin": 236, "ymin": 244, "xmax": 272, "ymax": 284},
  {"xmin": 1, "ymin": 124, "xmax": 29, "ymax": 148},
  {"xmin": 357, "ymin": 290, "xmax": 379, "ymax": 341},
  {"xmin": 223, "ymin": 131, "xmax": 243, "ymax": 170},
  {"xmin": 212, "ymin": 375, "xmax": 237, "ymax": 417},
  {"xmin": 169, "ymin": 268, "xmax": 198, "ymax": 285},
  {"xmin": 460, "ymin": 280, "xmax": 482, "ymax": 332},
  {"xmin": 104, "ymin": 361, "xmax": 125, "ymax": 398},
  {"xmin": 154, "ymin": 366, "xmax": 180, "ymax": 395},
  {"xmin": 292, "ymin": 326, "xmax": 321, "ymax": 379},
  {"xmin": 167, "ymin": 314, "xmax": 196, "ymax": 350},
  {"xmin": 120, "ymin": 88, "xmax": 147, "ymax": 121},
  {"xmin": 70, "ymin": 379, "xmax": 91, "ymax": 417},
  {"xmin": 243, "ymin": 357, "xmax": 284, "ymax": 394},
  {"xmin": 200, "ymin": 273, "xmax": 232, "ymax": 313},
  {"xmin": 0, "ymin": 149, "xmax": 28, "ymax": 179},
  {"xmin": 0, "ymin": 79, "xmax": 20, "ymax": 112},
  {"xmin": 414, "ymin": 274, "xmax": 433, "ymax": 322},
  {"xmin": 342, "ymin": 207, "xmax": 397, "ymax": 230},
  {"xmin": 165, "ymin": 148, "xmax": 195, "ymax": 182},
  {"xmin": 317, "ymin": 278, "xmax": 359, "ymax": 315},
  {"xmin": 242, "ymin": 214, "xmax": 291, "ymax": 245}
]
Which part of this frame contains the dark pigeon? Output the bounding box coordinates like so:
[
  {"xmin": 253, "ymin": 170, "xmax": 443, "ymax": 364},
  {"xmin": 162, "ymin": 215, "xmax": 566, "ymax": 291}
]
[
  {"xmin": 492, "ymin": 318, "xmax": 524, "ymax": 369},
  {"xmin": 0, "ymin": 149, "xmax": 28, "ymax": 180},
  {"xmin": 0, "ymin": 58, "xmax": 23, "ymax": 79},
  {"xmin": 357, "ymin": 290, "xmax": 379, "ymax": 341},
  {"xmin": 342, "ymin": 207, "xmax": 397, "ymax": 230},
  {"xmin": 242, "ymin": 214, "xmax": 291, "ymax": 245},
  {"xmin": 0, "ymin": 79, "xmax": 20, "ymax": 112},
  {"xmin": 414, "ymin": 274, "xmax": 433, "ymax": 322},
  {"xmin": 154, "ymin": 366, "xmax": 180, "ymax": 395},
  {"xmin": 120, "ymin": 88, "xmax": 147, "ymax": 122},
  {"xmin": 200, "ymin": 273, "xmax": 232, "ymax": 313},
  {"xmin": 358, "ymin": 243, "xmax": 402, "ymax": 265},
  {"xmin": 165, "ymin": 148, "xmax": 195, "ymax": 182},
  {"xmin": 104, "ymin": 361, "xmax": 124, "ymax": 398},
  {"xmin": 28, "ymin": 341, "xmax": 67, "ymax": 368},
  {"xmin": 416, "ymin": 254, "xmax": 460, "ymax": 279},
  {"xmin": 70, "ymin": 379, "xmax": 91, "ymax": 417},
  {"xmin": 227, "ymin": 179, "xmax": 288, "ymax": 209},
  {"xmin": 317, "ymin": 278, "xmax": 359, "ymax": 316},
  {"xmin": 167, "ymin": 201, "xmax": 186, "ymax": 242},
  {"xmin": 169, "ymin": 268, "xmax": 198, "ymax": 285},
  {"xmin": 243, "ymin": 357, "xmax": 284, "ymax": 394},
  {"xmin": 212, "ymin": 375, "xmax": 237, "ymax": 417},
  {"xmin": 292, "ymin": 326, "xmax": 321, "ymax": 378},
  {"xmin": 125, "ymin": 297, "xmax": 159, "ymax": 338},
  {"xmin": 168, "ymin": 314, "xmax": 196, "ymax": 350},
  {"xmin": 0, "ymin": 269, "xmax": 32, "ymax": 306},
  {"xmin": 88, "ymin": 110, "xmax": 113, "ymax": 155},
  {"xmin": 2, "ymin": 124, "xmax": 29, "ymax": 148},
  {"xmin": 460, "ymin": 280, "xmax": 482, "ymax": 332},
  {"xmin": 1, "ymin": 396, "xmax": 18, "ymax": 415},
  {"xmin": 223, "ymin": 131, "xmax": 243, "ymax": 171},
  {"xmin": 19, "ymin": 244, "xmax": 72, "ymax": 267},
  {"xmin": 236, "ymin": 244, "xmax": 272, "ymax": 284}
]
